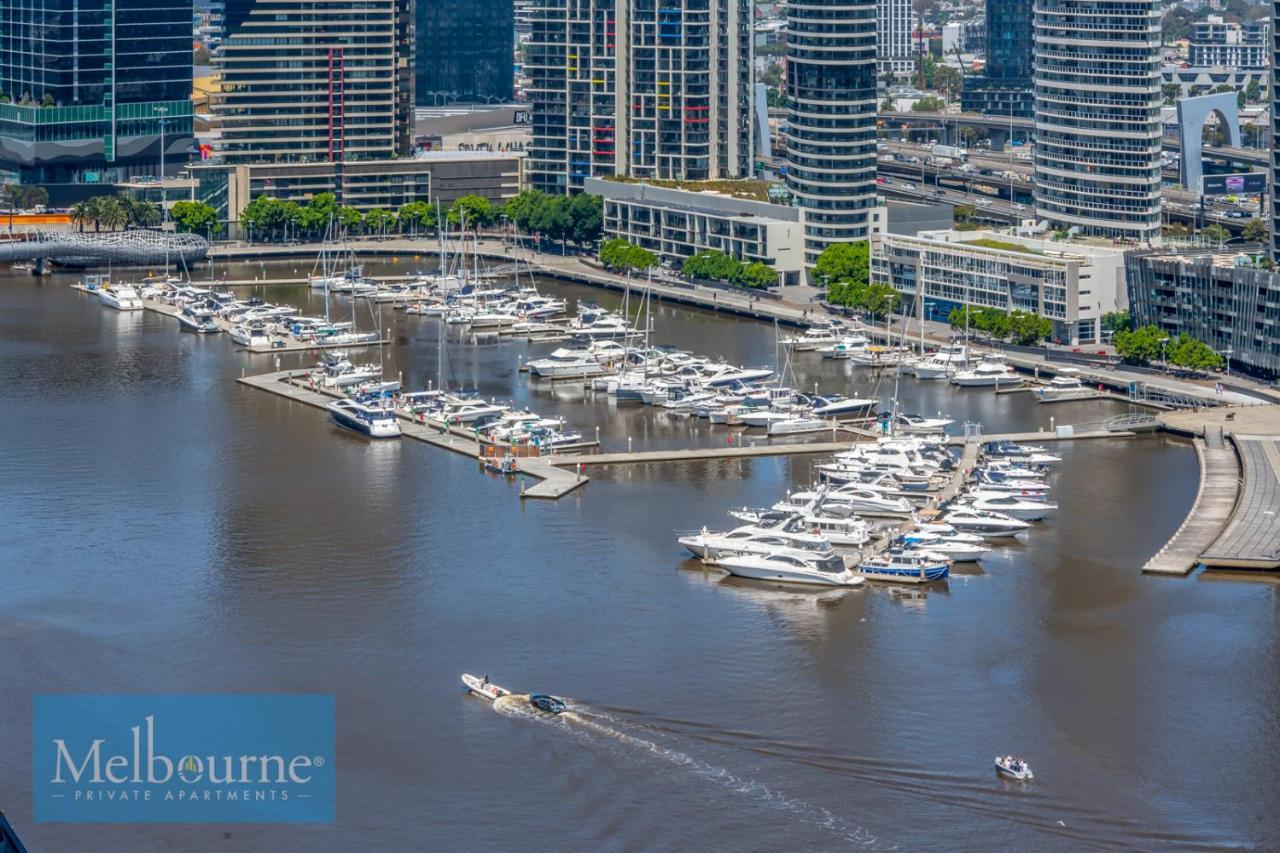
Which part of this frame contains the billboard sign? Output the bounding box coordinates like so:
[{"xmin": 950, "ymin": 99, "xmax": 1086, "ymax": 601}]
[{"xmin": 1201, "ymin": 173, "xmax": 1267, "ymax": 196}]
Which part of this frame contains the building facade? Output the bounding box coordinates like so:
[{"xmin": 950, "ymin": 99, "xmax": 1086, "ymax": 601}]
[
  {"xmin": 871, "ymin": 229, "xmax": 1128, "ymax": 344},
  {"xmin": 1127, "ymin": 251, "xmax": 1280, "ymax": 378},
  {"xmin": 190, "ymin": 151, "xmax": 525, "ymax": 225},
  {"xmin": 417, "ymin": 0, "xmax": 515, "ymax": 105},
  {"xmin": 960, "ymin": 0, "xmax": 1034, "ymax": 118},
  {"xmin": 216, "ymin": 0, "xmax": 414, "ymax": 164},
  {"xmin": 0, "ymin": 0, "xmax": 194, "ymax": 203},
  {"xmin": 1189, "ymin": 17, "xmax": 1267, "ymax": 69},
  {"xmin": 876, "ymin": 0, "xmax": 916, "ymax": 78},
  {"xmin": 785, "ymin": 0, "xmax": 878, "ymax": 269},
  {"xmin": 1033, "ymin": 0, "xmax": 1163, "ymax": 243},
  {"xmin": 586, "ymin": 176, "xmax": 804, "ymax": 282},
  {"xmin": 527, "ymin": 0, "xmax": 753, "ymax": 194}
]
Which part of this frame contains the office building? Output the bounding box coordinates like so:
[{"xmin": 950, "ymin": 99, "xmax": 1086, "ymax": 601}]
[
  {"xmin": 1033, "ymin": 0, "xmax": 1163, "ymax": 243},
  {"xmin": 876, "ymin": 0, "xmax": 916, "ymax": 79},
  {"xmin": 216, "ymin": 0, "xmax": 414, "ymax": 164},
  {"xmin": 1273, "ymin": 1, "xmax": 1280, "ymax": 262},
  {"xmin": 526, "ymin": 0, "xmax": 753, "ymax": 194},
  {"xmin": 871, "ymin": 229, "xmax": 1128, "ymax": 344},
  {"xmin": 1189, "ymin": 17, "xmax": 1267, "ymax": 69},
  {"xmin": 960, "ymin": 0, "xmax": 1033, "ymax": 118},
  {"xmin": 1127, "ymin": 251, "xmax": 1280, "ymax": 378},
  {"xmin": 417, "ymin": 0, "xmax": 515, "ymax": 105},
  {"xmin": 785, "ymin": 0, "xmax": 878, "ymax": 269},
  {"xmin": 586, "ymin": 176, "xmax": 805, "ymax": 283},
  {"xmin": 0, "ymin": 0, "xmax": 194, "ymax": 203}
]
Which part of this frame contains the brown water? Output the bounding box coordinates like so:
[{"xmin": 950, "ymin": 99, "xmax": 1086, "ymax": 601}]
[{"xmin": 1, "ymin": 261, "xmax": 1277, "ymax": 851}]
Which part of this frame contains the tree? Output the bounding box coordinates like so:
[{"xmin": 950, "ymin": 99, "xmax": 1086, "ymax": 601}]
[
  {"xmin": 337, "ymin": 205, "xmax": 364, "ymax": 235},
  {"xmin": 530, "ymin": 194, "xmax": 573, "ymax": 249},
  {"xmin": 911, "ymin": 95, "xmax": 946, "ymax": 112},
  {"xmin": 814, "ymin": 242, "xmax": 868, "ymax": 286},
  {"xmin": 1166, "ymin": 334, "xmax": 1225, "ymax": 372},
  {"xmin": 1242, "ymin": 218, "xmax": 1268, "ymax": 244},
  {"xmin": 1245, "ymin": 77, "xmax": 1262, "ymax": 103},
  {"xmin": 1202, "ymin": 223, "xmax": 1230, "ymax": 245},
  {"xmin": 1161, "ymin": 83, "xmax": 1182, "ymax": 106},
  {"xmin": 96, "ymin": 196, "xmax": 127, "ymax": 231},
  {"xmin": 934, "ymin": 66, "xmax": 963, "ymax": 100},
  {"xmin": 448, "ymin": 194, "xmax": 495, "ymax": 230},
  {"xmin": 569, "ymin": 193, "xmax": 603, "ymax": 246},
  {"xmin": 69, "ymin": 199, "xmax": 92, "ymax": 232},
  {"xmin": 1008, "ymin": 310, "xmax": 1053, "ymax": 345},
  {"xmin": 364, "ymin": 208, "xmax": 396, "ymax": 237},
  {"xmin": 683, "ymin": 250, "xmax": 741, "ymax": 282},
  {"xmin": 504, "ymin": 189, "xmax": 545, "ymax": 233},
  {"xmin": 953, "ymin": 203, "xmax": 976, "ymax": 225},
  {"xmin": 1101, "ymin": 311, "xmax": 1132, "ymax": 334},
  {"xmin": 738, "ymin": 261, "xmax": 778, "ymax": 289},
  {"xmin": 599, "ymin": 238, "xmax": 656, "ymax": 273},
  {"xmin": 859, "ymin": 283, "xmax": 900, "ymax": 319},
  {"xmin": 133, "ymin": 199, "xmax": 163, "ymax": 227},
  {"xmin": 1165, "ymin": 222, "xmax": 1189, "ymax": 239},
  {"xmin": 1113, "ymin": 324, "xmax": 1167, "ymax": 365},
  {"xmin": 169, "ymin": 200, "xmax": 220, "ymax": 236}
]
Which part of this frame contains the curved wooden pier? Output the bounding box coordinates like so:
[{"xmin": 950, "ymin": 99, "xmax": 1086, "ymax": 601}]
[{"xmin": 1143, "ymin": 436, "xmax": 1241, "ymax": 575}]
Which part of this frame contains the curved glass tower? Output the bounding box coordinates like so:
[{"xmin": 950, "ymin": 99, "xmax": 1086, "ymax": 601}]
[
  {"xmin": 1033, "ymin": 0, "xmax": 1163, "ymax": 243},
  {"xmin": 785, "ymin": 0, "xmax": 878, "ymax": 268}
]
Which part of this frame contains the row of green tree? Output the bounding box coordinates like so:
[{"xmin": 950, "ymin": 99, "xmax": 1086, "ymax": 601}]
[
  {"xmin": 69, "ymin": 194, "xmax": 163, "ymax": 231},
  {"xmin": 503, "ymin": 190, "xmax": 602, "ymax": 249},
  {"xmin": 813, "ymin": 243, "xmax": 901, "ymax": 319},
  {"xmin": 1113, "ymin": 325, "xmax": 1224, "ymax": 370},
  {"xmin": 598, "ymin": 238, "xmax": 658, "ymax": 273},
  {"xmin": 947, "ymin": 306, "xmax": 1053, "ymax": 346},
  {"xmin": 681, "ymin": 250, "xmax": 778, "ymax": 289}
]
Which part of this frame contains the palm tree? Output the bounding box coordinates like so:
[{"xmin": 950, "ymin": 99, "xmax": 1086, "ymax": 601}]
[
  {"xmin": 135, "ymin": 199, "xmax": 162, "ymax": 227},
  {"xmin": 97, "ymin": 196, "xmax": 128, "ymax": 231},
  {"xmin": 69, "ymin": 200, "xmax": 91, "ymax": 232}
]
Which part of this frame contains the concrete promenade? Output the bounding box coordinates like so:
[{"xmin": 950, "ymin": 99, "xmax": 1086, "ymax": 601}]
[
  {"xmin": 1201, "ymin": 437, "xmax": 1280, "ymax": 570},
  {"xmin": 1143, "ymin": 439, "xmax": 1241, "ymax": 575}
]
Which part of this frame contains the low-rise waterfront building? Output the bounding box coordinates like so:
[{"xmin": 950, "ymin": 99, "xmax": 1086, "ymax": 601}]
[
  {"xmin": 1126, "ymin": 250, "xmax": 1280, "ymax": 378},
  {"xmin": 190, "ymin": 151, "xmax": 524, "ymax": 227},
  {"xmin": 586, "ymin": 177, "xmax": 805, "ymax": 284},
  {"xmin": 871, "ymin": 229, "xmax": 1128, "ymax": 344},
  {"xmin": 1189, "ymin": 17, "xmax": 1267, "ymax": 69}
]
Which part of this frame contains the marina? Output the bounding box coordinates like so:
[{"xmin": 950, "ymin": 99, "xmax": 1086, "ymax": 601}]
[{"xmin": 4, "ymin": 259, "xmax": 1278, "ymax": 851}]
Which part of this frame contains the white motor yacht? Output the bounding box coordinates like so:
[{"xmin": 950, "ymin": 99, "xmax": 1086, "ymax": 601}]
[
  {"xmin": 808, "ymin": 394, "xmax": 878, "ymax": 419},
  {"xmin": 678, "ymin": 525, "xmax": 835, "ymax": 560},
  {"xmin": 768, "ymin": 415, "xmax": 829, "ymax": 436},
  {"xmin": 783, "ymin": 324, "xmax": 844, "ymax": 351},
  {"xmin": 317, "ymin": 351, "xmax": 380, "ymax": 388},
  {"xmin": 229, "ymin": 323, "xmax": 272, "ymax": 348},
  {"xmin": 941, "ymin": 507, "xmax": 1031, "ymax": 537},
  {"xmin": 952, "ymin": 353, "xmax": 1021, "ymax": 387},
  {"xmin": 176, "ymin": 304, "xmax": 221, "ymax": 333},
  {"xmin": 890, "ymin": 413, "xmax": 955, "ymax": 434},
  {"xmin": 787, "ymin": 487, "xmax": 914, "ymax": 517},
  {"xmin": 898, "ymin": 533, "xmax": 990, "ymax": 562},
  {"xmin": 98, "ymin": 284, "xmax": 144, "ymax": 310},
  {"xmin": 817, "ymin": 334, "xmax": 870, "ymax": 360},
  {"xmin": 962, "ymin": 491, "xmax": 1058, "ymax": 521},
  {"xmin": 327, "ymin": 399, "xmax": 402, "ymax": 438},
  {"xmin": 1036, "ymin": 368, "xmax": 1100, "ymax": 403},
  {"xmin": 526, "ymin": 347, "xmax": 606, "ymax": 378},
  {"xmin": 912, "ymin": 344, "xmax": 972, "ymax": 380},
  {"xmin": 711, "ymin": 552, "xmax": 866, "ymax": 587}
]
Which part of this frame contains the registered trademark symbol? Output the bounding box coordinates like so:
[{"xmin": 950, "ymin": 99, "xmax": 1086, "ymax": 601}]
[{"xmin": 313, "ymin": 756, "xmax": 325, "ymax": 767}]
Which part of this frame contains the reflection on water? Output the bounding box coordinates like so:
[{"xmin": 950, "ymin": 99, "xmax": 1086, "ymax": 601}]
[{"xmin": 0, "ymin": 266, "xmax": 1277, "ymax": 851}]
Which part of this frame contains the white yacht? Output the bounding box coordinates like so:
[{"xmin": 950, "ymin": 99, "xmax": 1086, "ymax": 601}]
[
  {"xmin": 941, "ymin": 507, "xmax": 1031, "ymax": 537},
  {"xmin": 809, "ymin": 394, "xmax": 878, "ymax": 419},
  {"xmin": 327, "ymin": 399, "xmax": 402, "ymax": 438},
  {"xmin": 898, "ymin": 532, "xmax": 990, "ymax": 562},
  {"xmin": 437, "ymin": 400, "xmax": 508, "ymax": 424},
  {"xmin": 229, "ymin": 323, "xmax": 272, "ymax": 348},
  {"xmin": 176, "ymin": 304, "xmax": 221, "ymax": 333},
  {"xmin": 711, "ymin": 552, "xmax": 866, "ymax": 588},
  {"xmin": 911, "ymin": 344, "xmax": 971, "ymax": 380},
  {"xmin": 526, "ymin": 347, "xmax": 607, "ymax": 378},
  {"xmin": 767, "ymin": 415, "xmax": 828, "ymax": 436},
  {"xmin": 1036, "ymin": 368, "xmax": 1100, "ymax": 403},
  {"xmin": 952, "ymin": 353, "xmax": 1021, "ymax": 387},
  {"xmin": 786, "ymin": 487, "xmax": 913, "ymax": 517},
  {"xmin": 98, "ymin": 284, "xmax": 144, "ymax": 311},
  {"xmin": 678, "ymin": 525, "xmax": 835, "ymax": 560},
  {"xmin": 317, "ymin": 351, "xmax": 380, "ymax": 388},
  {"xmin": 783, "ymin": 324, "xmax": 844, "ymax": 351},
  {"xmin": 728, "ymin": 508, "xmax": 870, "ymax": 547},
  {"xmin": 817, "ymin": 334, "xmax": 870, "ymax": 359},
  {"xmin": 962, "ymin": 492, "xmax": 1058, "ymax": 521},
  {"xmin": 890, "ymin": 413, "xmax": 955, "ymax": 434}
]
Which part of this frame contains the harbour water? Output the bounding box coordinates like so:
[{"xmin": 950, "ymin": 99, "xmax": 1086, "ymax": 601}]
[{"xmin": 1, "ymin": 262, "xmax": 1277, "ymax": 850}]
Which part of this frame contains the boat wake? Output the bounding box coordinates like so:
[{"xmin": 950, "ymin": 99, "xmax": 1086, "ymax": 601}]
[{"xmin": 489, "ymin": 697, "xmax": 879, "ymax": 847}]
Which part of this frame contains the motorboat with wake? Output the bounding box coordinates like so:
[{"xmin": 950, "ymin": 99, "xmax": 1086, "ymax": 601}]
[{"xmin": 460, "ymin": 674, "xmax": 567, "ymax": 715}]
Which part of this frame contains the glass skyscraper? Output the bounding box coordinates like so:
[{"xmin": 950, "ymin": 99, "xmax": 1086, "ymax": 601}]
[
  {"xmin": 0, "ymin": 0, "xmax": 193, "ymax": 201},
  {"xmin": 960, "ymin": 0, "xmax": 1034, "ymax": 118},
  {"xmin": 417, "ymin": 0, "xmax": 515, "ymax": 105}
]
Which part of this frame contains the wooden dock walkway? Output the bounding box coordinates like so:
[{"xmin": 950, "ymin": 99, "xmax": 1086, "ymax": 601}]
[
  {"xmin": 553, "ymin": 441, "xmax": 854, "ymax": 468},
  {"xmin": 1143, "ymin": 436, "xmax": 1241, "ymax": 575},
  {"xmin": 1200, "ymin": 437, "xmax": 1280, "ymax": 570},
  {"xmin": 944, "ymin": 429, "xmax": 1132, "ymax": 446}
]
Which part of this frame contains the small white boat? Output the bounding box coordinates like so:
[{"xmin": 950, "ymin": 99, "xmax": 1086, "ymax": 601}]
[
  {"xmin": 767, "ymin": 416, "xmax": 828, "ymax": 436},
  {"xmin": 942, "ymin": 507, "xmax": 1031, "ymax": 537},
  {"xmin": 229, "ymin": 323, "xmax": 272, "ymax": 348},
  {"xmin": 995, "ymin": 755, "xmax": 1033, "ymax": 781},
  {"xmin": 891, "ymin": 413, "xmax": 955, "ymax": 434},
  {"xmin": 176, "ymin": 304, "xmax": 221, "ymax": 333},
  {"xmin": 461, "ymin": 673, "xmax": 512, "ymax": 701},
  {"xmin": 963, "ymin": 491, "xmax": 1057, "ymax": 521},
  {"xmin": 952, "ymin": 353, "xmax": 1021, "ymax": 387}
]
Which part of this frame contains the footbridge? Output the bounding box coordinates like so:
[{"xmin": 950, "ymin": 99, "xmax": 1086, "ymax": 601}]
[{"xmin": 0, "ymin": 230, "xmax": 209, "ymax": 268}]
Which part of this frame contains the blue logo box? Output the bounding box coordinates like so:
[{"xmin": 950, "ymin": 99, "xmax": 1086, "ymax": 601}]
[{"xmin": 34, "ymin": 693, "xmax": 334, "ymax": 823}]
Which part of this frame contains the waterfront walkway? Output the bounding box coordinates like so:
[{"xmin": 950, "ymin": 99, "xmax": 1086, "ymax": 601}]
[
  {"xmin": 1143, "ymin": 437, "xmax": 1242, "ymax": 575},
  {"xmin": 1201, "ymin": 437, "xmax": 1280, "ymax": 570}
]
